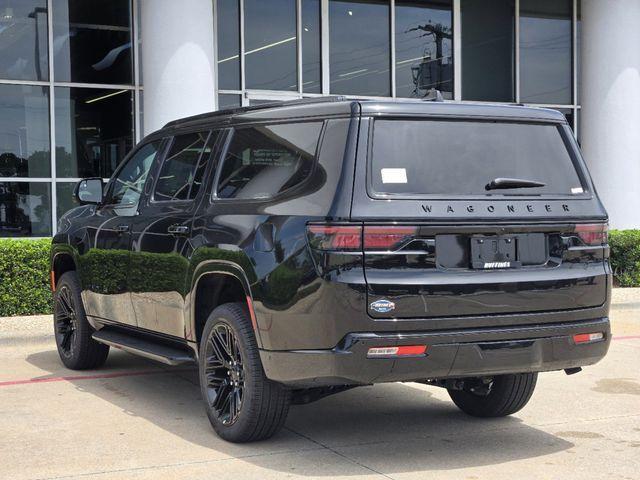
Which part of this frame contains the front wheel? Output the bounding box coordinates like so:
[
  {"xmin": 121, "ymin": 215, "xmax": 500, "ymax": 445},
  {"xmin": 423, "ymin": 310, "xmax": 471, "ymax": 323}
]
[
  {"xmin": 53, "ymin": 271, "xmax": 109, "ymax": 370},
  {"xmin": 448, "ymin": 373, "xmax": 538, "ymax": 417},
  {"xmin": 198, "ymin": 302, "xmax": 291, "ymax": 443}
]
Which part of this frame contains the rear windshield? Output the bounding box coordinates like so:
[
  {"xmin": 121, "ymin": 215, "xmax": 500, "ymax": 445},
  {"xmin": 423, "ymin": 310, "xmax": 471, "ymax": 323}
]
[{"xmin": 370, "ymin": 119, "xmax": 585, "ymax": 197}]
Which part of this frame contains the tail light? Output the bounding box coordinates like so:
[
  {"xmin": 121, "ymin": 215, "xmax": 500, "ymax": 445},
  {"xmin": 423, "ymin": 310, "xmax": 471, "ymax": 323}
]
[
  {"xmin": 307, "ymin": 225, "xmax": 362, "ymax": 251},
  {"xmin": 363, "ymin": 226, "xmax": 418, "ymax": 250},
  {"xmin": 575, "ymin": 223, "xmax": 608, "ymax": 246},
  {"xmin": 307, "ymin": 224, "xmax": 418, "ymax": 252}
]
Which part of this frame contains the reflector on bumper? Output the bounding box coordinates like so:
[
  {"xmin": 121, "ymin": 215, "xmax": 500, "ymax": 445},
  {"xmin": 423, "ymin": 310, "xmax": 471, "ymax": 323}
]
[
  {"xmin": 573, "ymin": 332, "xmax": 604, "ymax": 344},
  {"xmin": 367, "ymin": 345, "xmax": 427, "ymax": 358}
]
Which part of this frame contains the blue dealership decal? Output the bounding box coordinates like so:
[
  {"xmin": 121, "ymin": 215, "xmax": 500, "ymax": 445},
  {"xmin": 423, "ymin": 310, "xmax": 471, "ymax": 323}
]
[{"xmin": 370, "ymin": 299, "xmax": 396, "ymax": 313}]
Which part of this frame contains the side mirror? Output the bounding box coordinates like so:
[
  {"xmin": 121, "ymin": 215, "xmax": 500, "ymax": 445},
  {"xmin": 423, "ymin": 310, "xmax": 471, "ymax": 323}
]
[{"xmin": 74, "ymin": 178, "xmax": 104, "ymax": 205}]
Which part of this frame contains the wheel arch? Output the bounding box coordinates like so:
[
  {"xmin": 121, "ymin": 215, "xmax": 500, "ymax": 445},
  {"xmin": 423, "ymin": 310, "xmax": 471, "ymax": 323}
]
[
  {"xmin": 189, "ymin": 260, "xmax": 261, "ymax": 348},
  {"xmin": 51, "ymin": 247, "xmax": 80, "ymax": 291}
]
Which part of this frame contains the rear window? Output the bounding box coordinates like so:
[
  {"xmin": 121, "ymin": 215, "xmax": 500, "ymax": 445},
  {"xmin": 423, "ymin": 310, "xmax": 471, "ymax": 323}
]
[
  {"xmin": 371, "ymin": 119, "xmax": 585, "ymax": 197},
  {"xmin": 216, "ymin": 122, "xmax": 322, "ymax": 200}
]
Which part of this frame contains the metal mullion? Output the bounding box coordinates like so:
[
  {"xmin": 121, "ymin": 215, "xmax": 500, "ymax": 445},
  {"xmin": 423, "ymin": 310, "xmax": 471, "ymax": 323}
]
[
  {"xmin": 132, "ymin": 0, "xmax": 141, "ymax": 141},
  {"xmin": 572, "ymin": 0, "xmax": 578, "ymax": 106},
  {"xmin": 0, "ymin": 178, "xmax": 54, "ymax": 183},
  {"xmin": 240, "ymin": 0, "xmax": 247, "ymax": 105},
  {"xmin": 297, "ymin": 0, "xmax": 303, "ymax": 95},
  {"xmin": 55, "ymin": 178, "xmax": 82, "ymax": 183},
  {"xmin": 0, "ymin": 79, "xmax": 49, "ymax": 86},
  {"xmin": 453, "ymin": 0, "xmax": 461, "ymax": 101},
  {"xmin": 390, "ymin": 0, "xmax": 396, "ymax": 98},
  {"xmin": 514, "ymin": 0, "xmax": 520, "ymax": 103},
  {"xmin": 47, "ymin": 0, "xmax": 56, "ymax": 235},
  {"xmin": 52, "ymin": 81, "xmax": 136, "ymax": 90},
  {"xmin": 213, "ymin": 0, "xmax": 219, "ymax": 109},
  {"xmin": 321, "ymin": 0, "xmax": 329, "ymax": 95}
]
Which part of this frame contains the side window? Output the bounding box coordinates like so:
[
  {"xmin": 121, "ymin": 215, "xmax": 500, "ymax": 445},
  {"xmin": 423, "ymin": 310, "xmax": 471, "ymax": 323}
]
[
  {"xmin": 216, "ymin": 122, "xmax": 322, "ymax": 200},
  {"xmin": 153, "ymin": 131, "xmax": 213, "ymax": 202},
  {"xmin": 108, "ymin": 140, "xmax": 163, "ymax": 212}
]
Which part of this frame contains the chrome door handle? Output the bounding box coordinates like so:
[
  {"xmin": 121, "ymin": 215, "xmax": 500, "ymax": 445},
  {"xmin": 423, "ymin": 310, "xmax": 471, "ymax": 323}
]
[
  {"xmin": 116, "ymin": 224, "xmax": 130, "ymax": 233},
  {"xmin": 167, "ymin": 225, "xmax": 189, "ymax": 235}
]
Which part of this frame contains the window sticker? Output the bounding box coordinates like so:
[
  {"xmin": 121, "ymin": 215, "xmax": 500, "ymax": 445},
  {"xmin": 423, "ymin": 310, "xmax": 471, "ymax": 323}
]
[
  {"xmin": 381, "ymin": 168, "xmax": 408, "ymax": 184},
  {"xmin": 571, "ymin": 187, "xmax": 584, "ymax": 194}
]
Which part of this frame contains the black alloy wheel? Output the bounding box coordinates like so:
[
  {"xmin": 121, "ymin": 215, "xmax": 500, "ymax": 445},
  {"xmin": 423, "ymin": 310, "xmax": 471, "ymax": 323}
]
[
  {"xmin": 53, "ymin": 272, "xmax": 110, "ymax": 370},
  {"xmin": 54, "ymin": 284, "xmax": 78, "ymax": 359},
  {"xmin": 199, "ymin": 302, "xmax": 291, "ymax": 442},
  {"xmin": 204, "ymin": 322, "xmax": 245, "ymax": 426}
]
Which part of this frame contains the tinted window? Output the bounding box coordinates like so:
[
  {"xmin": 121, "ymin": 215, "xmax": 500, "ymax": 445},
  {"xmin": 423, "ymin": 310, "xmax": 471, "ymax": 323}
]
[
  {"xmin": 329, "ymin": 0, "xmax": 390, "ymax": 96},
  {"xmin": 520, "ymin": 0, "xmax": 572, "ymax": 104},
  {"xmin": 108, "ymin": 141, "xmax": 162, "ymax": 213},
  {"xmin": 55, "ymin": 87, "xmax": 134, "ymax": 178},
  {"xmin": 0, "ymin": 182, "xmax": 51, "ymax": 237},
  {"xmin": 0, "ymin": 84, "xmax": 50, "ymax": 178},
  {"xmin": 302, "ymin": 0, "xmax": 322, "ymax": 93},
  {"xmin": 461, "ymin": 0, "xmax": 515, "ymax": 102},
  {"xmin": 154, "ymin": 132, "xmax": 212, "ymax": 202},
  {"xmin": 0, "ymin": 0, "xmax": 48, "ymax": 81},
  {"xmin": 217, "ymin": 123, "xmax": 322, "ymax": 200},
  {"xmin": 217, "ymin": 0, "xmax": 241, "ymax": 90},
  {"xmin": 395, "ymin": 0, "xmax": 453, "ymax": 99},
  {"xmin": 371, "ymin": 120, "xmax": 584, "ymax": 196},
  {"xmin": 52, "ymin": 0, "xmax": 133, "ymax": 84},
  {"xmin": 244, "ymin": 0, "xmax": 297, "ymax": 91}
]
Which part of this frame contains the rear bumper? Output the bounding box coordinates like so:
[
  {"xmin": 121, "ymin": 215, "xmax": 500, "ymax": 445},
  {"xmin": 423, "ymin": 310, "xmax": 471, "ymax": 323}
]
[{"xmin": 259, "ymin": 317, "xmax": 611, "ymax": 387}]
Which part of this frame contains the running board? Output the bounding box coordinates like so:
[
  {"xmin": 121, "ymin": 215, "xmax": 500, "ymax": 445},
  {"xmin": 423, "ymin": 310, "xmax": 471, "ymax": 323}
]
[{"xmin": 92, "ymin": 329, "xmax": 195, "ymax": 366}]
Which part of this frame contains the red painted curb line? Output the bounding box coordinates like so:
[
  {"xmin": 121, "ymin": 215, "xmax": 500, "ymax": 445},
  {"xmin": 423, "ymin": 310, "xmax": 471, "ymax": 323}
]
[{"xmin": 0, "ymin": 369, "xmax": 177, "ymax": 387}]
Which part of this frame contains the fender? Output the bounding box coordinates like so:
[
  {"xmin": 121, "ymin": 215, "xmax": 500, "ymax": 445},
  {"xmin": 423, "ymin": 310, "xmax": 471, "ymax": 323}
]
[
  {"xmin": 186, "ymin": 258, "xmax": 262, "ymax": 348},
  {"xmin": 50, "ymin": 244, "xmax": 81, "ymax": 291}
]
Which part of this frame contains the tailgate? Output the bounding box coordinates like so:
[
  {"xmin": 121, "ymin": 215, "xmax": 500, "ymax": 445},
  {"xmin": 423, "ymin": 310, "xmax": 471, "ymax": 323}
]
[{"xmin": 363, "ymin": 222, "xmax": 608, "ymax": 320}]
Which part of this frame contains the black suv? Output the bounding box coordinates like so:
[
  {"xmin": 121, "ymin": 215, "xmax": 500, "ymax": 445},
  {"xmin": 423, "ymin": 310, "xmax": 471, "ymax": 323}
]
[{"xmin": 51, "ymin": 98, "xmax": 611, "ymax": 443}]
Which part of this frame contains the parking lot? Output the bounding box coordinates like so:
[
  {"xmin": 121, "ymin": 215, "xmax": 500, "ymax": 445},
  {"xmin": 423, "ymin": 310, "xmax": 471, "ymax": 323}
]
[{"xmin": 1, "ymin": 290, "xmax": 639, "ymax": 480}]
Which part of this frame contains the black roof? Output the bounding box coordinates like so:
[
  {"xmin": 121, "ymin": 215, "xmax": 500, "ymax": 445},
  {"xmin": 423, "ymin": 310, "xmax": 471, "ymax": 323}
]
[{"xmin": 162, "ymin": 96, "xmax": 567, "ymax": 131}]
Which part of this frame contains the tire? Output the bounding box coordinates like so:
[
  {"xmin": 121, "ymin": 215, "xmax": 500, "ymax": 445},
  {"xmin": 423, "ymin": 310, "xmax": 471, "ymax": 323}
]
[
  {"xmin": 53, "ymin": 271, "xmax": 110, "ymax": 370},
  {"xmin": 198, "ymin": 302, "xmax": 291, "ymax": 443},
  {"xmin": 448, "ymin": 373, "xmax": 538, "ymax": 417}
]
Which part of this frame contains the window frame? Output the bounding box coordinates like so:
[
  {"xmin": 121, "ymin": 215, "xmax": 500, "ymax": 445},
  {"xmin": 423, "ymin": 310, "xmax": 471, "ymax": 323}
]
[
  {"xmin": 365, "ymin": 116, "xmax": 592, "ymax": 202},
  {"xmin": 101, "ymin": 137, "xmax": 169, "ymax": 211},
  {"xmin": 210, "ymin": 120, "xmax": 325, "ymax": 203},
  {"xmin": 149, "ymin": 129, "xmax": 216, "ymax": 205}
]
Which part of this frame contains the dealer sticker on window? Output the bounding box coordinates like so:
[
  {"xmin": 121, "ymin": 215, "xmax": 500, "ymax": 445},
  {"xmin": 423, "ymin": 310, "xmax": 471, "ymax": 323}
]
[{"xmin": 381, "ymin": 168, "xmax": 408, "ymax": 184}]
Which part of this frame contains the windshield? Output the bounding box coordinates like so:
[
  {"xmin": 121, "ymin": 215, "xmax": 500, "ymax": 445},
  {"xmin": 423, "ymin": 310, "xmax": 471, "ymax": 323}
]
[{"xmin": 370, "ymin": 119, "xmax": 585, "ymax": 196}]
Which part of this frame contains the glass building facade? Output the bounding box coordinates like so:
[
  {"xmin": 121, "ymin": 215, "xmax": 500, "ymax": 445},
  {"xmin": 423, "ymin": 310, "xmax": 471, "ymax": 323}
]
[
  {"xmin": 0, "ymin": 0, "xmax": 142, "ymax": 237},
  {"xmin": 0, "ymin": 0, "xmax": 581, "ymax": 236},
  {"xmin": 215, "ymin": 0, "xmax": 580, "ymax": 121}
]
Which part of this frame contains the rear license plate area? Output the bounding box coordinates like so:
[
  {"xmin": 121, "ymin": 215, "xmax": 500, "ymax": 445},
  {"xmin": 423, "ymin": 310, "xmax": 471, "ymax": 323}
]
[{"xmin": 471, "ymin": 236, "xmax": 520, "ymax": 269}]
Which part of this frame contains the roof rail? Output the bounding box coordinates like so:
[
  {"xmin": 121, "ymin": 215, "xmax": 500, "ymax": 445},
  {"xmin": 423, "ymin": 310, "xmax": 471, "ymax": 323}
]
[{"xmin": 163, "ymin": 95, "xmax": 350, "ymax": 129}]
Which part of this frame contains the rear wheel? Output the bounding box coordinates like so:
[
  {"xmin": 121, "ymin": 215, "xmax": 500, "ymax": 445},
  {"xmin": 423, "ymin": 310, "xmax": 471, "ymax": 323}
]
[
  {"xmin": 198, "ymin": 302, "xmax": 291, "ymax": 443},
  {"xmin": 53, "ymin": 272, "xmax": 109, "ymax": 370},
  {"xmin": 448, "ymin": 373, "xmax": 538, "ymax": 417}
]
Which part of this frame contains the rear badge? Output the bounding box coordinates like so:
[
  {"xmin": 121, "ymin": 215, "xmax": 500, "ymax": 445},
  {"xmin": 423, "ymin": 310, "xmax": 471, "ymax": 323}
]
[{"xmin": 370, "ymin": 299, "xmax": 396, "ymax": 313}]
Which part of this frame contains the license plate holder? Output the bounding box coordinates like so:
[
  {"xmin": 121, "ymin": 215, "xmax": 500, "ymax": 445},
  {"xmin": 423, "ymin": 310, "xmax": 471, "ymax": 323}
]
[{"xmin": 471, "ymin": 236, "xmax": 520, "ymax": 269}]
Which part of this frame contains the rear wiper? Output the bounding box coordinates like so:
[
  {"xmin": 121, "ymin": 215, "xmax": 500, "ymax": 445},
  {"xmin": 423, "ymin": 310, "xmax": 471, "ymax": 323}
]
[{"xmin": 485, "ymin": 177, "xmax": 546, "ymax": 191}]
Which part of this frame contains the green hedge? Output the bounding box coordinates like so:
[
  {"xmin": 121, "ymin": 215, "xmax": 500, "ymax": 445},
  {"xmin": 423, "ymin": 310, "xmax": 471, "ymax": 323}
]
[
  {"xmin": 609, "ymin": 230, "xmax": 640, "ymax": 287},
  {"xmin": 0, "ymin": 239, "xmax": 52, "ymax": 317},
  {"xmin": 1, "ymin": 230, "xmax": 639, "ymax": 317}
]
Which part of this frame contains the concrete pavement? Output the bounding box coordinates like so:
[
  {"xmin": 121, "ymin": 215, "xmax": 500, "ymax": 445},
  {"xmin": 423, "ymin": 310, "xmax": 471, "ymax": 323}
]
[{"xmin": 1, "ymin": 290, "xmax": 639, "ymax": 480}]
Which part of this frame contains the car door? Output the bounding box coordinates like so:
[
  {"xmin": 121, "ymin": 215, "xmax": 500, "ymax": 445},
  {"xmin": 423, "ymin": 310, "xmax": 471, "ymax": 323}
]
[
  {"xmin": 80, "ymin": 139, "xmax": 166, "ymax": 326},
  {"xmin": 128, "ymin": 129, "xmax": 221, "ymax": 337}
]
